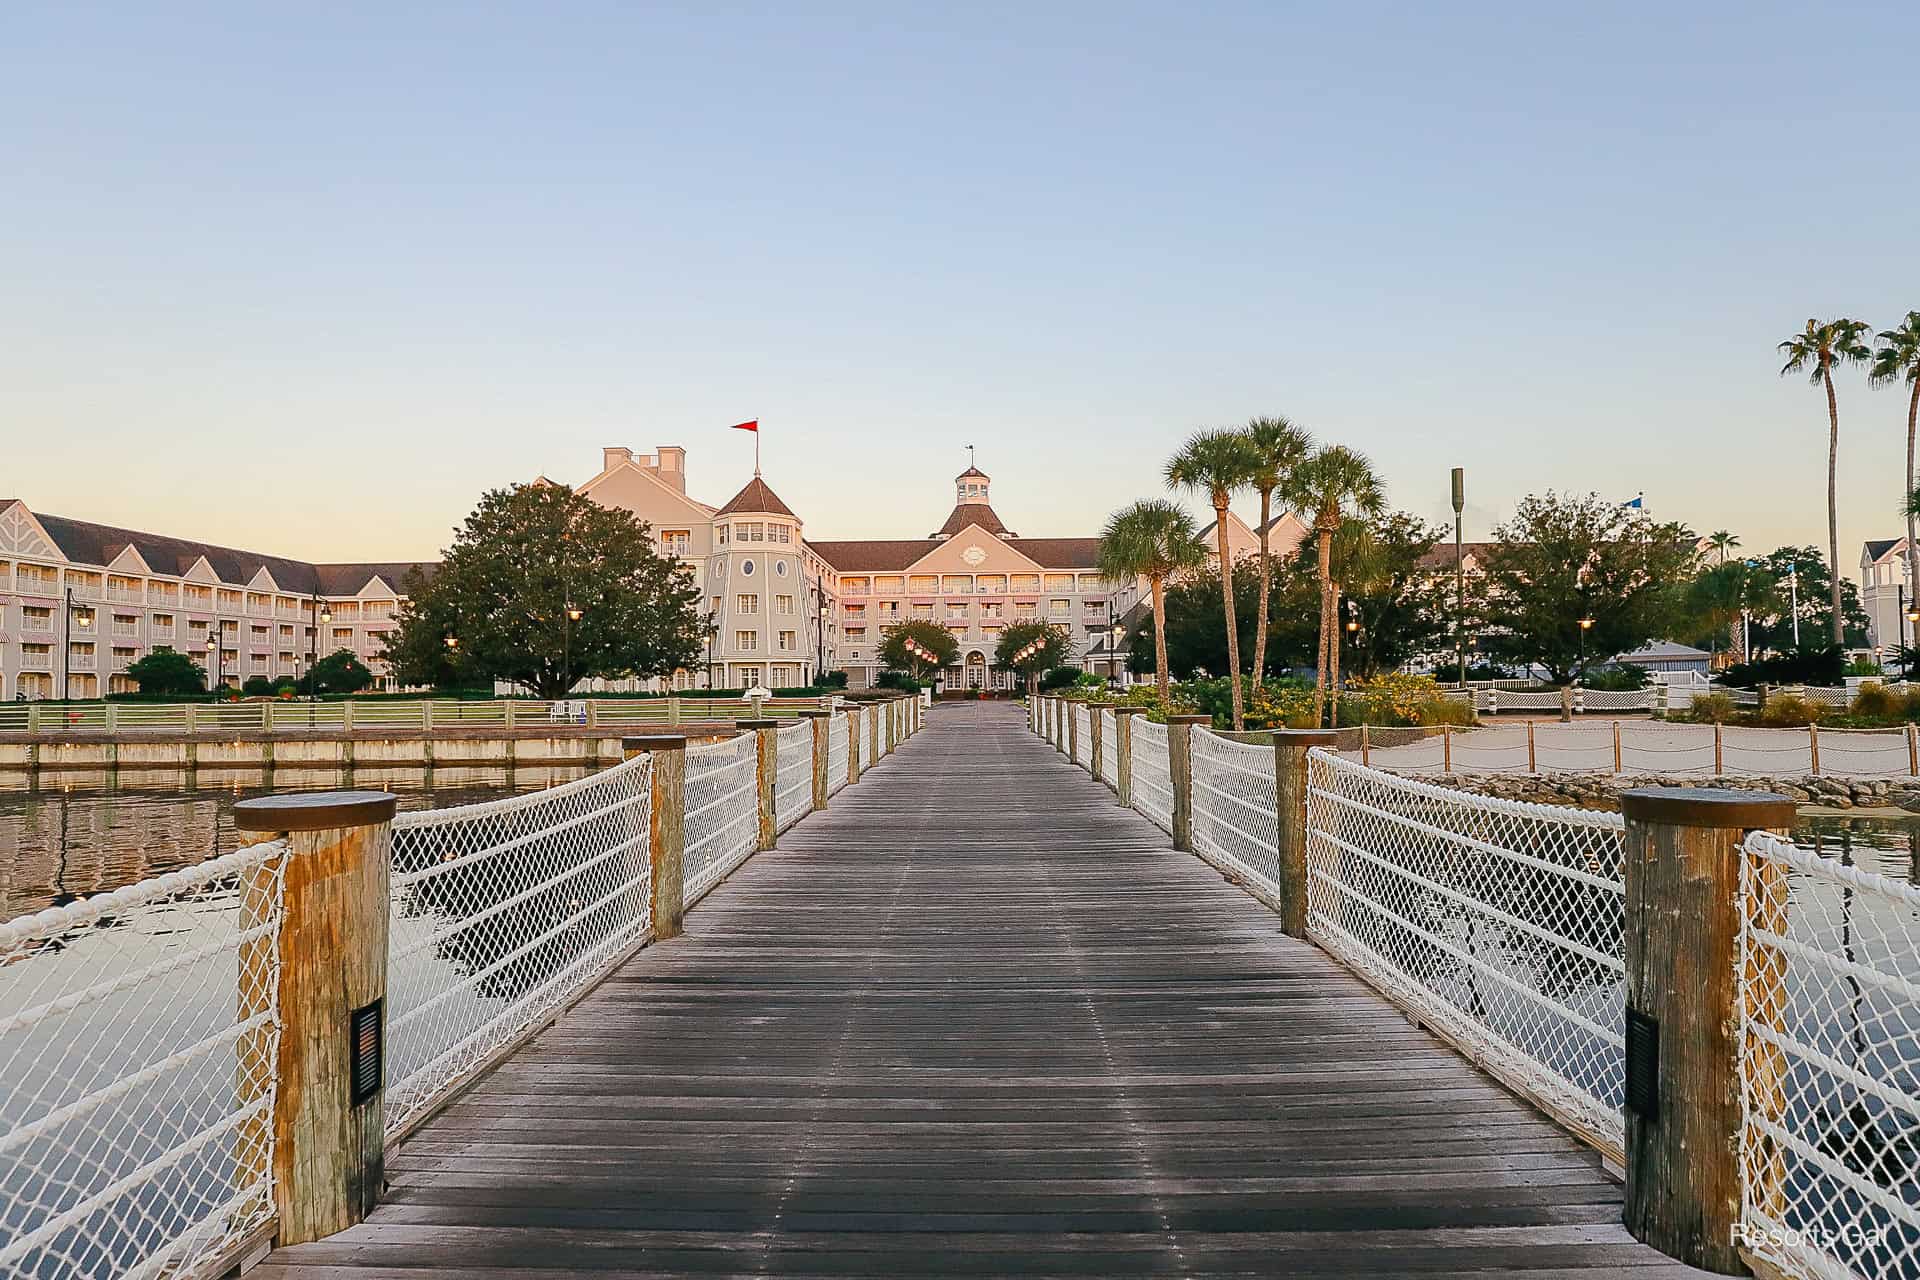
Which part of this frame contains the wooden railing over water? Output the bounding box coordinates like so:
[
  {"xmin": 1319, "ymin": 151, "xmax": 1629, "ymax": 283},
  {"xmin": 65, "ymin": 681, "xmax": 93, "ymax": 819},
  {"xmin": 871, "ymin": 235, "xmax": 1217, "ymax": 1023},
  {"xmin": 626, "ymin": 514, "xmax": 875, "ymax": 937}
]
[{"xmin": 0, "ymin": 697, "xmax": 924, "ymax": 1279}]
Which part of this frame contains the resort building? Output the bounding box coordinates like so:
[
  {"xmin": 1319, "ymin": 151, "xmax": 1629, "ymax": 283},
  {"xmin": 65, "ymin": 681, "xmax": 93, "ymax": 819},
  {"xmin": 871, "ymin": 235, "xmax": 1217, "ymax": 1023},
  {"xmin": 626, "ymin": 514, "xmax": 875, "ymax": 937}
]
[
  {"xmin": 576, "ymin": 448, "xmax": 1144, "ymax": 691},
  {"xmin": 1860, "ymin": 537, "xmax": 1916, "ymax": 653},
  {"xmin": 0, "ymin": 499, "xmax": 430, "ymax": 700}
]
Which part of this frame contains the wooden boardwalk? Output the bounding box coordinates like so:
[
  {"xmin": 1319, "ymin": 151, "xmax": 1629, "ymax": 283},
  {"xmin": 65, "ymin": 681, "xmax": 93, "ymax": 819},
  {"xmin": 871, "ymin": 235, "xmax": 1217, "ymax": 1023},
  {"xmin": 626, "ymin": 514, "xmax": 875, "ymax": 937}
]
[{"xmin": 259, "ymin": 703, "xmax": 1701, "ymax": 1278}]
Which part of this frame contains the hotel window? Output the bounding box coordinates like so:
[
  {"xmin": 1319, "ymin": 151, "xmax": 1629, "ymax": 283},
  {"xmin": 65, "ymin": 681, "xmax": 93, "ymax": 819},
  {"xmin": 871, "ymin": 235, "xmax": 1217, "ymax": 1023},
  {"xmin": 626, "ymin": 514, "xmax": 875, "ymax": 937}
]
[
  {"xmin": 1049, "ymin": 599, "xmax": 1070, "ymax": 617},
  {"xmin": 220, "ymin": 620, "xmax": 238, "ymax": 637},
  {"xmin": 945, "ymin": 602, "xmax": 969, "ymax": 619},
  {"xmin": 366, "ymin": 630, "xmax": 388, "ymax": 648},
  {"xmin": 738, "ymin": 522, "xmax": 765, "ymax": 542},
  {"xmin": 982, "ymin": 602, "xmax": 1003, "ymax": 619},
  {"xmin": 736, "ymin": 593, "xmax": 758, "ymax": 615},
  {"xmin": 941, "ymin": 575, "xmax": 972, "ymax": 594},
  {"xmin": 908, "ymin": 575, "xmax": 937, "ymax": 593},
  {"xmin": 1044, "ymin": 574, "xmax": 1074, "ymax": 592},
  {"xmin": 1014, "ymin": 602, "xmax": 1037, "ymax": 619},
  {"xmin": 113, "ymin": 646, "xmax": 138, "ymax": 664},
  {"xmin": 1010, "ymin": 574, "xmax": 1040, "ymax": 593},
  {"xmin": 717, "ymin": 525, "xmax": 729, "ymax": 545},
  {"xmin": 736, "ymin": 631, "xmax": 758, "ymax": 651},
  {"xmin": 218, "ymin": 589, "xmax": 243, "ymax": 610},
  {"xmin": 21, "ymin": 606, "xmax": 52, "ymax": 631},
  {"xmin": 251, "ymin": 625, "xmax": 269, "ymax": 641},
  {"xmin": 771, "ymin": 524, "xmax": 791, "ymax": 543},
  {"xmin": 879, "ymin": 601, "xmax": 900, "ymax": 618},
  {"xmin": 874, "ymin": 576, "xmax": 903, "ymax": 594},
  {"xmin": 977, "ymin": 574, "xmax": 1006, "ymax": 593},
  {"xmin": 843, "ymin": 578, "xmax": 870, "ymax": 596},
  {"xmin": 279, "ymin": 624, "xmax": 295, "ymax": 640},
  {"xmin": 1077, "ymin": 574, "xmax": 1102, "ymax": 591},
  {"xmin": 778, "ymin": 631, "xmax": 796, "ymax": 651},
  {"xmin": 910, "ymin": 604, "xmax": 934, "ymax": 621},
  {"xmin": 777, "ymin": 594, "xmax": 795, "ymax": 614},
  {"xmin": 152, "ymin": 613, "xmax": 174, "ymax": 635},
  {"xmin": 112, "ymin": 613, "xmax": 139, "ymax": 636},
  {"xmin": 332, "ymin": 627, "xmax": 353, "ymax": 643},
  {"xmin": 185, "ymin": 585, "xmax": 212, "ymax": 606},
  {"xmin": 246, "ymin": 592, "xmax": 272, "ymax": 614},
  {"xmin": 251, "ymin": 654, "xmax": 268, "ymax": 672},
  {"xmin": 846, "ymin": 626, "xmax": 867, "ymax": 640},
  {"xmin": 661, "ymin": 529, "xmax": 691, "ymax": 553},
  {"xmin": 187, "ymin": 619, "xmax": 209, "ymax": 639}
]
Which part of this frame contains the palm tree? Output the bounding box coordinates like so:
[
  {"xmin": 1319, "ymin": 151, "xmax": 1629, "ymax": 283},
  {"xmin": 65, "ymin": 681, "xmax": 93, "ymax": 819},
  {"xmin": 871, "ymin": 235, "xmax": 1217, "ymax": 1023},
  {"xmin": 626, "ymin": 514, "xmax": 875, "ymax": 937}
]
[
  {"xmin": 1285, "ymin": 446, "xmax": 1385, "ymax": 727},
  {"xmin": 1873, "ymin": 313, "xmax": 1920, "ymax": 617},
  {"xmin": 1166, "ymin": 429, "xmax": 1261, "ymax": 728},
  {"xmin": 1780, "ymin": 317, "xmax": 1873, "ymax": 645},
  {"xmin": 1242, "ymin": 416, "xmax": 1314, "ymax": 684},
  {"xmin": 1096, "ymin": 500, "xmax": 1208, "ymax": 707},
  {"xmin": 1706, "ymin": 530, "xmax": 1740, "ymax": 566}
]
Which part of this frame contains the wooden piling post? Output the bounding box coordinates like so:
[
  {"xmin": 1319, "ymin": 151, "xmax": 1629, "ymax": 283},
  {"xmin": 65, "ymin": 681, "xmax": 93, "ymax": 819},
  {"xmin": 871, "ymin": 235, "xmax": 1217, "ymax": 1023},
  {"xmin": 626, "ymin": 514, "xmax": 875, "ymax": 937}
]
[
  {"xmin": 1909, "ymin": 722, "xmax": 1918, "ymax": 776},
  {"xmin": 1359, "ymin": 723, "xmax": 1370, "ymax": 766},
  {"xmin": 1526, "ymin": 719, "xmax": 1537, "ymax": 774},
  {"xmin": 232, "ymin": 790, "xmax": 398, "ymax": 1246},
  {"xmin": 1443, "ymin": 724, "xmax": 1452, "ymax": 773},
  {"xmin": 1066, "ymin": 700, "xmax": 1079, "ymax": 763},
  {"xmin": 738, "ymin": 719, "xmax": 778, "ymax": 851},
  {"xmin": 1090, "ymin": 706, "xmax": 1103, "ymax": 780},
  {"xmin": 1114, "ymin": 708, "xmax": 1144, "ymax": 806},
  {"xmin": 1613, "ymin": 720, "xmax": 1623, "ymax": 774},
  {"xmin": 1271, "ymin": 730, "xmax": 1339, "ymax": 939},
  {"xmin": 800, "ymin": 709, "xmax": 831, "ymax": 810},
  {"xmin": 868, "ymin": 701, "xmax": 881, "ymax": 765},
  {"xmin": 1619, "ymin": 787, "xmax": 1795, "ymax": 1274},
  {"xmin": 1808, "ymin": 722, "xmax": 1820, "ymax": 777},
  {"xmin": 1167, "ymin": 714, "xmax": 1210, "ymax": 852},
  {"xmin": 1713, "ymin": 721, "xmax": 1724, "ymax": 776},
  {"xmin": 1559, "ymin": 686, "xmax": 1573, "ymax": 723},
  {"xmin": 624, "ymin": 736, "xmax": 687, "ymax": 940}
]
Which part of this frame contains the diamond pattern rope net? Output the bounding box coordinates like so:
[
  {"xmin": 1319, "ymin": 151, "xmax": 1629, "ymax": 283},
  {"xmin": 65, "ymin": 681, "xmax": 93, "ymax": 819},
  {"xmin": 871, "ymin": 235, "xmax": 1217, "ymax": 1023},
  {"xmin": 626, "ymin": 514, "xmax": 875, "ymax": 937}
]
[
  {"xmin": 1130, "ymin": 718, "xmax": 1174, "ymax": 835},
  {"xmin": 1304, "ymin": 749, "xmax": 1627, "ymax": 1151},
  {"xmin": 0, "ymin": 839, "xmax": 290, "ymax": 1280},
  {"xmin": 1099, "ymin": 709, "xmax": 1119, "ymax": 790},
  {"xmin": 684, "ymin": 732, "xmax": 759, "ymax": 905},
  {"xmin": 386, "ymin": 753, "xmax": 652, "ymax": 1135},
  {"xmin": 1190, "ymin": 729, "xmax": 1280, "ymax": 893},
  {"xmin": 1737, "ymin": 831, "xmax": 1920, "ymax": 1280},
  {"xmin": 827, "ymin": 713, "xmax": 850, "ymax": 797},
  {"xmin": 775, "ymin": 721, "xmax": 813, "ymax": 834},
  {"xmin": 1072, "ymin": 704, "xmax": 1091, "ymax": 769}
]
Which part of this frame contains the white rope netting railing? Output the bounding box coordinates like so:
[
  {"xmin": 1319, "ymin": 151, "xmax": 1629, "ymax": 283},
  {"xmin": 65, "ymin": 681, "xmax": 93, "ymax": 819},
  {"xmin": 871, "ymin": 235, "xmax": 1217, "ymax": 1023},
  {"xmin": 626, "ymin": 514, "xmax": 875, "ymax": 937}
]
[
  {"xmin": 1072, "ymin": 704, "xmax": 1092, "ymax": 769},
  {"xmin": 0, "ymin": 840, "xmax": 290, "ymax": 1280},
  {"xmin": 775, "ymin": 721, "xmax": 813, "ymax": 834},
  {"xmin": 1130, "ymin": 719, "xmax": 1174, "ymax": 835},
  {"xmin": 1190, "ymin": 730, "xmax": 1280, "ymax": 896},
  {"xmin": 1304, "ymin": 750, "xmax": 1628, "ymax": 1154},
  {"xmin": 385, "ymin": 754, "xmax": 652, "ymax": 1135},
  {"xmin": 1099, "ymin": 709, "xmax": 1119, "ymax": 790},
  {"xmin": 1737, "ymin": 831, "xmax": 1920, "ymax": 1280},
  {"xmin": 827, "ymin": 713, "xmax": 850, "ymax": 797},
  {"xmin": 684, "ymin": 732, "xmax": 759, "ymax": 905}
]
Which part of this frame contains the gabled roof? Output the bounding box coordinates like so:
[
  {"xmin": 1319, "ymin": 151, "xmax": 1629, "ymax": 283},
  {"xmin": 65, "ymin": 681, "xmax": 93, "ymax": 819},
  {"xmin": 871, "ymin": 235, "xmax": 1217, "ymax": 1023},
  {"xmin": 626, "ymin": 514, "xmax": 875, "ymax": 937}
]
[
  {"xmin": 931, "ymin": 502, "xmax": 1011, "ymax": 538},
  {"xmin": 1865, "ymin": 538, "xmax": 1909, "ymax": 563},
  {"xmin": 806, "ymin": 535, "xmax": 1102, "ymax": 574},
  {"xmin": 1415, "ymin": 542, "xmax": 1501, "ymax": 571},
  {"xmin": 20, "ymin": 508, "xmax": 435, "ymax": 596},
  {"xmin": 714, "ymin": 476, "xmax": 798, "ymax": 519},
  {"xmin": 955, "ymin": 466, "xmax": 990, "ymax": 481}
]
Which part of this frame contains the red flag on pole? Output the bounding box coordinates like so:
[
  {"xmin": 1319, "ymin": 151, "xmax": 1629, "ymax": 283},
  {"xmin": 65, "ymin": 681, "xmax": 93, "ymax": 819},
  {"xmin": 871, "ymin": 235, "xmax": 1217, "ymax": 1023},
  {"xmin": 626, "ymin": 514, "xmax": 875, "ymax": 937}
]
[{"xmin": 728, "ymin": 420, "xmax": 758, "ymax": 432}]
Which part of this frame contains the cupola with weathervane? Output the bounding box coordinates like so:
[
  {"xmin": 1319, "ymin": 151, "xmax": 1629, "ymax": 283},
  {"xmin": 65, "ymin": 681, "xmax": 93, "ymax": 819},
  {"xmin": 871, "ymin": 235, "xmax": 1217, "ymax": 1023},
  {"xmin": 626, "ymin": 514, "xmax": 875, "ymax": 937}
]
[{"xmin": 930, "ymin": 448, "xmax": 1016, "ymax": 540}]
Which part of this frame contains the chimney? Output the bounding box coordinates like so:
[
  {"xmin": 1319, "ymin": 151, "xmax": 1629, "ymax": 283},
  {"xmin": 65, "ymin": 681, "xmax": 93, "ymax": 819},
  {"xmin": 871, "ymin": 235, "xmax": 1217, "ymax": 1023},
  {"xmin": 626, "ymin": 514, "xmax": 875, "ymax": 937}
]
[
  {"xmin": 602, "ymin": 446, "xmax": 633, "ymax": 473},
  {"xmin": 657, "ymin": 445, "xmax": 687, "ymax": 493}
]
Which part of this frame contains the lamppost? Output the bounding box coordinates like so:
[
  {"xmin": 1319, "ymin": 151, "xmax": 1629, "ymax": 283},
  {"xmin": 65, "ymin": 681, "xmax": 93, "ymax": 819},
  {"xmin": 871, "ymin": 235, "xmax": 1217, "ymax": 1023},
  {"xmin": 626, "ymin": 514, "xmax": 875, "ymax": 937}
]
[
  {"xmin": 61, "ymin": 587, "xmax": 93, "ymax": 701},
  {"xmin": 308, "ymin": 597, "xmax": 331, "ymax": 701},
  {"xmin": 206, "ymin": 627, "xmax": 222, "ymax": 695},
  {"xmin": 1577, "ymin": 616, "xmax": 1594, "ymax": 673},
  {"xmin": 1907, "ymin": 605, "xmax": 1920, "ymax": 678},
  {"xmin": 563, "ymin": 602, "xmax": 582, "ymax": 695},
  {"xmin": 703, "ymin": 609, "xmax": 718, "ymax": 690}
]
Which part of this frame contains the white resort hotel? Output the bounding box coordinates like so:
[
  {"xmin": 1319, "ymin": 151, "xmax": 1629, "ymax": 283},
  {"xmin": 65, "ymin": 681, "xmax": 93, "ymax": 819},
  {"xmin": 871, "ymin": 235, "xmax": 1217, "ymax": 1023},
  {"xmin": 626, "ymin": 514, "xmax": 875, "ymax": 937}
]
[{"xmin": 0, "ymin": 447, "xmax": 1144, "ymax": 699}]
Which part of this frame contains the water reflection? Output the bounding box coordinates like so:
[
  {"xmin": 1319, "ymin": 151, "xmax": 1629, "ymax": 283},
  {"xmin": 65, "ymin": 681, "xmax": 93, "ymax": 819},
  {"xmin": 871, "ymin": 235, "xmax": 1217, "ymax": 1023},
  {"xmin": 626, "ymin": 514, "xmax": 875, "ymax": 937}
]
[{"xmin": 0, "ymin": 768, "xmax": 583, "ymax": 919}]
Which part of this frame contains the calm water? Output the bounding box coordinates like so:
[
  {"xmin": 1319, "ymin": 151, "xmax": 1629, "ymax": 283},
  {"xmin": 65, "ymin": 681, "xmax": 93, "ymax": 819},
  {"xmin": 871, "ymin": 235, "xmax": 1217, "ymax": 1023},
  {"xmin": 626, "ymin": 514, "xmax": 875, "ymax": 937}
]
[{"xmin": 0, "ymin": 768, "xmax": 586, "ymax": 919}]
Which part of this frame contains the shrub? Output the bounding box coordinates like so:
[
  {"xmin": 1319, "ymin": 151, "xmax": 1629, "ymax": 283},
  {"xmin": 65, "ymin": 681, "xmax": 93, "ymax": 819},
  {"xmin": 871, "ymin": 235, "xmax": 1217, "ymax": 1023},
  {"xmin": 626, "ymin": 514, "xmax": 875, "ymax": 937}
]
[
  {"xmin": 1851, "ymin": 681, "xmax": 1904, "ymax": 720},
  {"xmin": 1580, "ymin": 666, "xmax": 1651, "ymax": 691},
  {"xmin": 1340, "ymin": 673, "xmax": 1462, "ymax": 727},
  {"xmin": 1684, "ymin": 692, "xmax": 1738, "ymax": 723},
  {"xmin": 818, "ymin": 670, "xmax": 850, "ymax": 688},
  {"xmin": 874, "ymin": 670, "xmax": 922, "ymax": 692},
  {"xmin": 1040, "ymin": 666, "xmax": 1082, "ymax": 691},
  {"xmin": 241, "ymin": 676, "xmax": 276, "ymax": 697},
  {"xmin": 1717, "ymin": 646, "xmax": 1846, "ymax": 689},
  {"xmin": 1418, "ymin": 696, "xmax": 1478, "ymax": 726},
  {"xmin": 1755, "ymin": 693, "xmax": 1822, "ymax": 728}
]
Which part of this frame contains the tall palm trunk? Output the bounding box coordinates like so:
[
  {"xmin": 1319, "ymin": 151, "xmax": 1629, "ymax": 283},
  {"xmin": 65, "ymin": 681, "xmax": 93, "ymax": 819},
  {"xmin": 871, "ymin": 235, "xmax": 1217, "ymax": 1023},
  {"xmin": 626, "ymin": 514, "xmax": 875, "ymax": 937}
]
[
  {"xmin": 1215, "ymin": 500, "xmax": 1243, "ymax": 729},
  {"xmin": 1313, "ymin": 526, "xmax": 1333, "ymax": 727},
  {"xmin": 1824, "ymin": 366, "xmax": 1843, "ymax": 646},
  {"xmin": 1908, "ymin": 381, "xmax": 1919, "ymax": 617},
  {"xmin": 1150, "ymin": 573, "xmax": 1170, "ymax": 706},
  {"xmin": 1253, "ymin": 488, "xmax": 1272, "ymax": 685}
]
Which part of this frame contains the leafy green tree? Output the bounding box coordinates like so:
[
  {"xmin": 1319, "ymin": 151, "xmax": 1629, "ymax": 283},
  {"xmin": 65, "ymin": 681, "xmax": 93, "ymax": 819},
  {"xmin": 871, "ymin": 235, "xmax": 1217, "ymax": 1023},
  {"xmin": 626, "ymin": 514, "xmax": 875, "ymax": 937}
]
[
  {"xmin": 994, "ymin": 621, "xmax": 1072, "ymax": 695},
  {"xmin": 1096, "ymin": 499, "xmax": 1208, "ymax": 705},
  {"xmin": 1680, "ymin": 561, "xmax": 1780, "ymax": 663},
  {"xmin": 1873, "ymin": 313, "xmax": 1920, "ymax": 615},
  {"xmin": 1780, "ymin": 317, "xmax": 1873, "ymax": 645},
  {"xmin": 1285, "ymin": 445, "xmax": 1385, "ymax": 726},
  {"xmin": 123, "ymin": 646, "xmax": 207, "ymax": 695},
  {"xmin": 1241, "ymin": 416, "xmax": 1313, "ymax": 684},
  {"xmin": 1326, "ymin": 512, "xmax": 1452, "ymax": 679},
  {"xmin": 1126, "ymin": 560, "xmax": 1319, "ymax": 681},
  {"xmin": 1744, "ymin": 547, "xmax": 1873, "ymax": 654},
  {"xmin": 878, "ymin": 619, "xmax": 958, "ymax": 679},
  {"xmin": 1478, "ymin": 492, "xmax": 1697, "ymax": 685},
  {"xmin": 383, "ymin": 483, "xmax": 704, "ymax": 697},
  {"xmin": 308, "ymin": 648, "xmax": 375, "ymax": 694},
  {"xmin": 1166, "ymin": 429, "xmax": 1262, "ymax": 729}
]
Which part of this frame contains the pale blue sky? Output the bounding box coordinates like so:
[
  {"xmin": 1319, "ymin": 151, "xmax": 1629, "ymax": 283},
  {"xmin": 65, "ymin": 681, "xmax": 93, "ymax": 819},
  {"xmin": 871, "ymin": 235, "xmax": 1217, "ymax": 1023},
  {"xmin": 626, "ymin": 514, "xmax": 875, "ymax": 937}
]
[{"xmin": 5, "ymin": 3, "xmax": 1917, "ymax": 567}]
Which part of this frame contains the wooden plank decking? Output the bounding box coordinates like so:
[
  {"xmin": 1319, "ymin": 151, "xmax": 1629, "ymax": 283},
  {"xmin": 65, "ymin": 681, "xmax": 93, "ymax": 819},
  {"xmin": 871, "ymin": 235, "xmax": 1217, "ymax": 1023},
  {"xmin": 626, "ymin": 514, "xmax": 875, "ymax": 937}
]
[{"xmin": 258, "ymin": 702, "xmax": 1701, "ymax": 1278}]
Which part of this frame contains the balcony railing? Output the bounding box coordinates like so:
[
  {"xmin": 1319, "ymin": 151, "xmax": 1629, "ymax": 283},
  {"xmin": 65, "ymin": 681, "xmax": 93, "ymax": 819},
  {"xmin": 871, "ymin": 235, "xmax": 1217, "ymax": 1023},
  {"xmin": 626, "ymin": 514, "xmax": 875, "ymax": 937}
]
[
  {"xmin": 19, "ymin": 653, "xmax": 51, "ymax": 670},
  {"xmin": 106, "ymin": 586, "xmax": 144, "ymax": 604}
]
